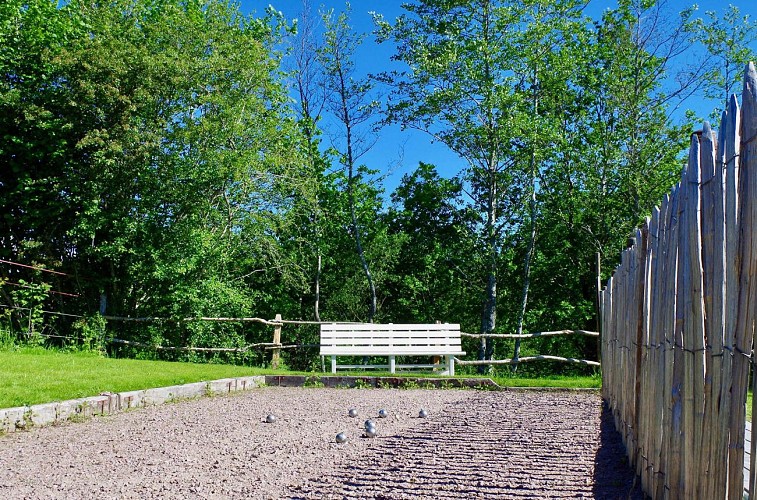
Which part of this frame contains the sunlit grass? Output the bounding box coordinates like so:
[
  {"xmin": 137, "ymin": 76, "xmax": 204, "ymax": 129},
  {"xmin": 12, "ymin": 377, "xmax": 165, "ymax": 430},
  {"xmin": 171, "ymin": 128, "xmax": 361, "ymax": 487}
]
[
  {"xmin": 0, "ymin": 347, "xmax": 601, "ymax": 410},
  {"xmin": 749, "ymin": 391, "xmax": 753, "ymax": 421},
  {"xmin": 0, "ymin": 347, "xmax": 275, "ymax": 409}
]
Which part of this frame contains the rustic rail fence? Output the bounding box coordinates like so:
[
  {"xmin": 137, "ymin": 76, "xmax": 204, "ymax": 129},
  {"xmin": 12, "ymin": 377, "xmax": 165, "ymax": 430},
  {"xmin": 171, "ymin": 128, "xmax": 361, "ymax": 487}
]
[
  {"xmin": 97, "ymin": 313, "xmax": 600, "ymax": 370},
  {"xmin": 456, "ymin": 329, "xmax": 600, "ymax": 367},
  {"xmin": 601, "ymin": 63, "xmax": 757, "ymax": 499},
  {"xmin": 102, "ymin": 314, "xmax": 360, "ymax": 369}
]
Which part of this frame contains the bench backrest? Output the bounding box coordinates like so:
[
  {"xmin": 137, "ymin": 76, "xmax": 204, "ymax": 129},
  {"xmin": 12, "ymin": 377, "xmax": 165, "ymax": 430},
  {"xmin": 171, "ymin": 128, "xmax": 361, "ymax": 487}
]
[{"xmin": 320, "ymin": 323, "xmax": 463, "ymax": 356}]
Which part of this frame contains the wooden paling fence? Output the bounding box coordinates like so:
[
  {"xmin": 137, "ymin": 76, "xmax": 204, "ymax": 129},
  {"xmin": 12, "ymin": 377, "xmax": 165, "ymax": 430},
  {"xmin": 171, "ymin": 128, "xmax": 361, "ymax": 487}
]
[{"xmin": 601, "ymin": 63, "xmax": 757, "ymax": 499}]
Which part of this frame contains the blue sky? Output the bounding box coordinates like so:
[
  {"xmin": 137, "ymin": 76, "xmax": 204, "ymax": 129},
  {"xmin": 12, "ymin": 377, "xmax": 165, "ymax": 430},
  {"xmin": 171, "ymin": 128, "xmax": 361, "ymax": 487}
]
[{"xmin": 239, "ymin": 1, "xmax": 757, "ymax": 196}]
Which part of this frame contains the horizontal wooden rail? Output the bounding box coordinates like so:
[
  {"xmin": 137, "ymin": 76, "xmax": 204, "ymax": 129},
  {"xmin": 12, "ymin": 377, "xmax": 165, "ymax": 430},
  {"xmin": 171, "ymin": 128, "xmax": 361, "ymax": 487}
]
[
  {"xmin": 102, "ymin": 315, "xmax": 361, "ymax": 326},
  {"xmin": 103, "ymin": 316, "xmax": 281, "ymax": 325},
  {"xmin": 460, "ymin": 329, "xmax": 599, "ymax": 339},
  {"xmin": 107, "ymin": 337, "xmax": 278, "ymax": 352},
  {"xmin": 0, "ymin": 303, "xmax": 84, "ymax": 318},
  {"xmin": 455, "ymin": 355, "xmax": 600, "ymax": 367}
]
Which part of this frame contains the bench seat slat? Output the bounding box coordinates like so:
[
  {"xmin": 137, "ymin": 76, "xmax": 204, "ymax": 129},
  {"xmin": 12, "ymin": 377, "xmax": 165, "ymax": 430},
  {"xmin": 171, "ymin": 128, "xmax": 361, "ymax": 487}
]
[
  {"xmin": 322, "ymin": 323, "xmax": 460, "ymax": 332},
  {"xmin": 321, "ymin": 348, "xmax": 466, "ymax": 356},
  {"xmin": 321, "ymin": 332, "xmax": 460, "ymax": 343},
  {"xmin": 320, "ymin": 338, "xmax": 464, "ymax": 346}
]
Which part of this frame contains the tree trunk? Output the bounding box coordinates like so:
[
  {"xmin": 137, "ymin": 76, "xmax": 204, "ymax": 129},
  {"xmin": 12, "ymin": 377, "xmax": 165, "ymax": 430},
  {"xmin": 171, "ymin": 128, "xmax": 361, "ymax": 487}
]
[
  {"xmin": 478, "ymin": 161, "xmax": 498, "ymax": 373},
  {"xmin": 478, "ymin": 272, "xmax": 496, "ymax": 373},
  {"xmin": 348, "ymin": 184, "xmax": 377, "ymax": 322},
  {"xmin": 513, "ymin": 66, "xmax": 539, "ymax": 371},
  {"xmin": 512, "ymin": 210, "xmax": 535, "ymax": 371},
  {"xmin": 314, "ymin": 253, "xmax": 321, "ymax": 322}
]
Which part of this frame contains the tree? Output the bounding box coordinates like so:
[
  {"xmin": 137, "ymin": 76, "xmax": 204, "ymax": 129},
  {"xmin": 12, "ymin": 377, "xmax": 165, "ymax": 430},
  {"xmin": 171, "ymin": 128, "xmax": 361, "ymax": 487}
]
[
  {"xmin": 0, "ymin": 0, "xmax": 314, "ymax": 351},
  {"xmin": 528, "ymin": 0, "xmax": 695, "ymax": 368},
  {"xmin": 385, "ymin": 163, "xmax": 480, "ymax": 326},
  {"xmin": 289, "ymin": 0, "xmax": 329, "ymax": 322},
  {"xmin": 319, "ymin": 4, "xmax": 382, "ymax": 322},
  {"xmin": 374, "ymin": 0, "xmax": 591, "ymax": 369},
  {"xmin": 686, "ymin": 4, "xmax": 757, "ymax": 119}
]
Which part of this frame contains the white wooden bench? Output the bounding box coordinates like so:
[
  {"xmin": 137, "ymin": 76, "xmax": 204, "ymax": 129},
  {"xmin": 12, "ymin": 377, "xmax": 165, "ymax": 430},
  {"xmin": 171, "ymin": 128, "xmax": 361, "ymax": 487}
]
[{"xmin": 319, "ymin": 323, "xmax": 465, "ymax": 376}]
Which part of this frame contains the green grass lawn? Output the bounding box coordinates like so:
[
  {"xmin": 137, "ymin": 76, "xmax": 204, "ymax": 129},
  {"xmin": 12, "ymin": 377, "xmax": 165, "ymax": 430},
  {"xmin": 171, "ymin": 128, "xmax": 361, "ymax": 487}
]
[
  {"xmin": 0, "ymin": 348, "xmax": 601, "ymax": 410},
  {"xmin": 490, "ymin": 374, "xmax": 600, "ymax": 389},
  {"xmin": 0, "ymin": 347, "xmax": 277, "ymax": 409},
  {"xmin": 741, "ymin": 391, "xmax": 754, "ymax": 422}
]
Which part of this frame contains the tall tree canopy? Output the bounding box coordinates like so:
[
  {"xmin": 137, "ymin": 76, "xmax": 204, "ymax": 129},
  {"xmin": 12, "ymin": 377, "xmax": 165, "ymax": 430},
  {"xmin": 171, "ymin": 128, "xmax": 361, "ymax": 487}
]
[
  {"xmin": 374, "ymin": 0, "xmax": 593, "ymax": 365},
  {"xmin": 1, "ymin": 0, "xmax": 745, "ymax": 376},
  {"xmin": 0, "ymin": 0, "xmax": 313, "ymax": 350}
]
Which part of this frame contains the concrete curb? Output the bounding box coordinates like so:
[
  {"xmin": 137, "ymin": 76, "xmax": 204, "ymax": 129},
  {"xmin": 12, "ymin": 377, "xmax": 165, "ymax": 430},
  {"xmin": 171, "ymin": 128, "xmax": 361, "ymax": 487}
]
[
  {"xmin": 0, "ymin": 375, "xmax": 266, "ymax": 434},
  {"xmin": 262, "ymin": 375, "xmax": 600, "ymax": 392},
  {"xmin": 264, "ymin": 375, "xmax": 501, "ymax": 390}
]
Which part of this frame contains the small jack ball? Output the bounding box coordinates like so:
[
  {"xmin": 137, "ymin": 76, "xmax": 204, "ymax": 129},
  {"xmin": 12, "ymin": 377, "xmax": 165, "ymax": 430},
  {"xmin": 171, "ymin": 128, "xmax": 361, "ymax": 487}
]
[
  {"xmin": 336, "ymin": 432, "xmax": 348, "ymax": 444},
  {"xmin": 364, "ymin": 426, "xmax": 377, "ymax": 438},
  {"xmin": 348, "ymin": 409, "xmax": 358, "ymax": 418},
  {"xmin": 378, "ymin": 409, "xmax": 388, "ymax": 418},
  {"xmin": 265, "ymin": 414, "xmax": 276, "ymax": 423},
  {"xmin": 419, "ymin": 409, "xmax": 428, "ymax": 418},
  {"xmin": 364, "ymin": 419, "xmax": 375, "ymax": 430}
]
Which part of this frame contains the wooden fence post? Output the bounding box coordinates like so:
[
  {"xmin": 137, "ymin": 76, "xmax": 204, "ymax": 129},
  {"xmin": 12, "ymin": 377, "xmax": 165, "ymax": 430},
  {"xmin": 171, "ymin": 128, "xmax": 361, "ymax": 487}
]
[
  {"xmin": 272, "ymin": 313, "xmax": 282, "ymax": 370},
  {"xmin": 433, "ymin": 320, "xmax": 442, "ymax": 371}
]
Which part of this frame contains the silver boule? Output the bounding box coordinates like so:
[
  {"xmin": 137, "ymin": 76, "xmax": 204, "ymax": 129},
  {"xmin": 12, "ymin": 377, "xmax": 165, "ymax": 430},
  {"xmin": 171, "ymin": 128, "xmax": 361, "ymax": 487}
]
[
  {"xmin": 364, "ymin": 426, "xmax": 377, "ymax": 438},
  {"xmin": 364, "ymin": 419, "xmax": 375, "ymax": 430},
  {"xmin": 348, "ymin": 408, "xmax": 358, "ymax": 418},
  {"xmin": 265, "ymin": 414, "xmax": 276, "ymax": 423},
  {"xmin": 378, "ymin": 409, "xmax": 388, "ymax": 418},
  {"xmin": 419, "ymin": 409, "xmax": 428, "ymax": 418},
  {"xmin": 335, "ymin": 432, "xmax": 348, "ymax": 444}
]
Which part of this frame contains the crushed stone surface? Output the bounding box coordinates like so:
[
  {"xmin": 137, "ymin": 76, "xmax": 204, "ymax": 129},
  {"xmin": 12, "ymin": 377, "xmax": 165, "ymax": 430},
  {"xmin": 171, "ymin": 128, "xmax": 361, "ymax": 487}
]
[{"xmin": 0, "ymin": 387, "xmax": 642, "ymax": 499}]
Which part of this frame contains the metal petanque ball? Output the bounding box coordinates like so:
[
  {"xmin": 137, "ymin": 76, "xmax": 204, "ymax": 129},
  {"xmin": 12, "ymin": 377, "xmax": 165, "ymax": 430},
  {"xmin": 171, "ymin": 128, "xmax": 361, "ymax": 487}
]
[
  {"xmin": 265, "ymin": 414, "xmax": 276, "ymax": 423},
  {"xmin": 348, "ymin": 408, "xmax": 358, "ymax": 418},
  {"xmin": 364, "ymin": 426, "xmax": 377, "ymax": 438},
  {"xmin": 335, "ymin": 432, "xmax": 348, "ymax": 444},
  {"xmin": 378, "ymin": 409, "xmax": 388, "ymax": 418},
  {"xmin": 419, "ymin": 409, "xmax": 428, "ymax": 418},
  {"xmin": 364, "ymin": 419, "xmax": 375, "ymax": 430}
]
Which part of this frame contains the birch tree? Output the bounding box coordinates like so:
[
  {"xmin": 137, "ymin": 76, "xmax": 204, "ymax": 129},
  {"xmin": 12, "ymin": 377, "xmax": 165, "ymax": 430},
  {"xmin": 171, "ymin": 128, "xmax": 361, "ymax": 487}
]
[
  {"xmin": 319, "ymin": 4, "xmax": 381, "ymax": 322},
  {"xmin": 375, "ymin": 0, "xmax": 590, "ymax": 368}
]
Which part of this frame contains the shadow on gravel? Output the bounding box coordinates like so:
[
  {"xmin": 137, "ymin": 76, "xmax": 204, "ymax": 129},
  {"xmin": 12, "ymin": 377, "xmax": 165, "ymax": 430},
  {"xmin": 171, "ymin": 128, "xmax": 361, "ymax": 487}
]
[{"xmin": 593, "ymin": 401, "xmax": 647, "ymax": 499}]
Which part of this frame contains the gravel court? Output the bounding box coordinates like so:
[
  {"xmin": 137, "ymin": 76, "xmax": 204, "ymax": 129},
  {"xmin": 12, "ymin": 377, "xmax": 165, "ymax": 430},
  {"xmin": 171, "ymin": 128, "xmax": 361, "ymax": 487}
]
[{"xmin": 0, "ymin": 387, "xmax": 640, "ymax": 499}]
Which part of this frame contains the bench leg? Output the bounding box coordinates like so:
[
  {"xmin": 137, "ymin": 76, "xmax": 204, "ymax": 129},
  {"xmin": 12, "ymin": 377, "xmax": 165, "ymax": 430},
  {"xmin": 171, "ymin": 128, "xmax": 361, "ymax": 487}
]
[
  {"xmin": 331, "ymin": 355, "xmax": 337, "ymax": 374},
  {"xmin": 389, "ymin": 355, "xmax": 396, "ymax": 374},
  {"xmin": 444, "ymin": 355, "xmax": 455, "ymax": 376}
]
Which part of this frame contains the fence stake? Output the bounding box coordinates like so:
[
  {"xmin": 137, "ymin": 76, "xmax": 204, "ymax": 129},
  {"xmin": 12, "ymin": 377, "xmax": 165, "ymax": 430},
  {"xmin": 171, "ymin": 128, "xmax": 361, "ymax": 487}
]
[{"xmin": 271, "ymin": 313, "xmax": 282, "ymax": 369}]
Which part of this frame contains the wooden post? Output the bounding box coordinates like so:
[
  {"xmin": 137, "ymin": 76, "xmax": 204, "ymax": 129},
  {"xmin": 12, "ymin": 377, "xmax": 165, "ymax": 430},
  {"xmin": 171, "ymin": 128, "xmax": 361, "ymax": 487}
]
[
  {"xmin": 433, "ymin": 320, "xmax": 442, "ymax": 371},
  {"xmin": 272, "ymin": 313, "xmax": 282, "ymax": 370}
]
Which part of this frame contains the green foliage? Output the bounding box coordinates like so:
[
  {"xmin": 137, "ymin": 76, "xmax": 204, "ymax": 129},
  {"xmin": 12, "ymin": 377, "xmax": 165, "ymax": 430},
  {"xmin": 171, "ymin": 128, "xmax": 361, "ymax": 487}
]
[
  {"xmin": 1, "ymin": 0, "xmax": 313, "ymax": 354},
  {"xmin": 352, "ymin": 378, "xmax": 372, "ymax": 389},
  {"xmin": 2, "ymin": 0, "xmax": 742, "ymax": 378},
  {"xmin": 685, "ymin": 4, "xmax": 757, "ymax": 118},
  {"xmin": 71, "ymin": 314, "xmax": 106, "ymax": 353},
  {"xmin": 7, "ymin": 279, "xmax": 51, "ymax": 343},
  {"xmin": 384, "ymin": 163, "xmax": 481, "ymax": 326},
  {"xmin": 303, "ymin": 376, "xmax": 325, "ymax": 388},
  {"xmin": 491, "ymin": 373, "xmax": 600, "ymax": 389}
]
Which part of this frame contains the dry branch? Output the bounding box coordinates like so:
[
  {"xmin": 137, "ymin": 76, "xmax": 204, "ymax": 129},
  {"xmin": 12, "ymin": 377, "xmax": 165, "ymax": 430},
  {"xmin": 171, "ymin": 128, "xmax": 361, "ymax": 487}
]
[
  {"xmin": 460, "ymin": 329, "xmax": 599, "ymax": 339},
  {"xmin": 454, "ymin": 355, "xmax": 600, "ymax": 366}
]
